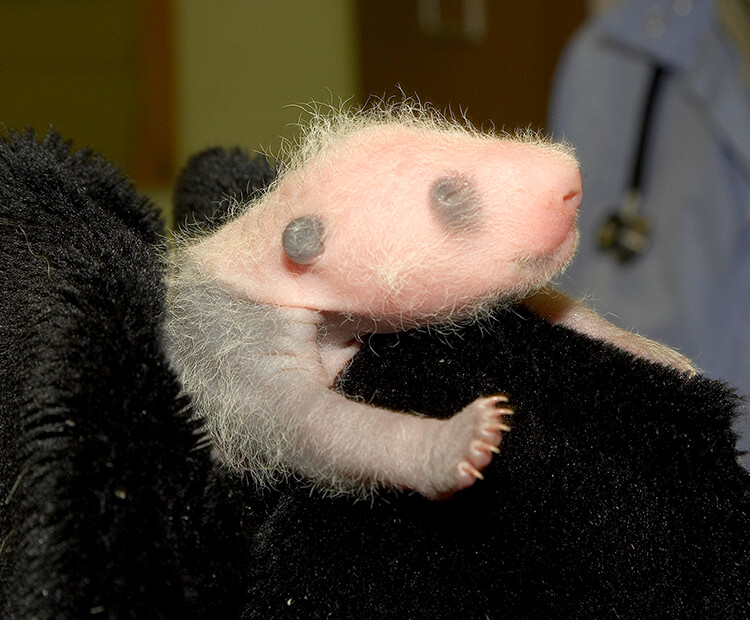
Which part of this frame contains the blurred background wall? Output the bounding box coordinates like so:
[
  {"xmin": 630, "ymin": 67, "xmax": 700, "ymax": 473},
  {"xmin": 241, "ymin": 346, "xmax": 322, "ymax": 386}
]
[
  {"xmin": 0, "ymin": 0, "xmax": 586, "ymax": 218},
  {"xmin": 175, "ymin": 0, "xmax": 359, "ymax": 168}
]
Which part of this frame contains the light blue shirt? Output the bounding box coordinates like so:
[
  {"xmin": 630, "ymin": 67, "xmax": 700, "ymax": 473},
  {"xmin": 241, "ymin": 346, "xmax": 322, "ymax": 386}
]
[{"xmin": 548, "ymin": 0, "xmax": 750, "ymax": 463}]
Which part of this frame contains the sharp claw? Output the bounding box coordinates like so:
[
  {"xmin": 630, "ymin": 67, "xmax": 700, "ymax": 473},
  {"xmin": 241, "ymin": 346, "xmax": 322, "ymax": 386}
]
[
  {"xmin": 486, "ymin": 422, "xmax": 512, "ymax": 432},
  {"xmin": 488, "ymin": 393, "xmax": 510, "ymax": 403},
  {"xmin": 470, "ymin": 466, "xmax": 484, "ymax": 480},
  {"xmin": 475, "ymin": 441, "xmax": 501, "ymax": 455}
]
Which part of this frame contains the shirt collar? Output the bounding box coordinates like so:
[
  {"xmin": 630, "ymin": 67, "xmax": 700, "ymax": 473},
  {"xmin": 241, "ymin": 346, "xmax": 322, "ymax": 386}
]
[
  {"xmin": 599, "ymin": 0, "xmax": 750, "ymax": 176},
  {"xmin": 598, "ymin": 0, "xmax": 714, "ymax": 70}
]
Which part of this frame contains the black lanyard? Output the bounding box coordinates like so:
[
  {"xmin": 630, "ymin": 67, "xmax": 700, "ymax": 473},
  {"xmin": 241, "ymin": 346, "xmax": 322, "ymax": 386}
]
[{"xmin": 597, "ymin": 65, "xmax": 667, "ymax": 263}]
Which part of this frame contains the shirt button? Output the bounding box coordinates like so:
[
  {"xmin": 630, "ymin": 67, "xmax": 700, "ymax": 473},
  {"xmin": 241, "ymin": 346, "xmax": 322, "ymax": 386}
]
[
  {"xmin": 673, "ymin": 0, "xmax": 694, "ymax": 16},
  {"xmin": 645, "ymin": 13, "xmax": 666, "ymax": 38}
]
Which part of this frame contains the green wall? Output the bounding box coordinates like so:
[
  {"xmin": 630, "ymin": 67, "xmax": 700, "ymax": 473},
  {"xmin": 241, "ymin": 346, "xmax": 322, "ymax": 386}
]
[
  {"xmin": 0, "ymin": 1, "xmax": 139, "ymax": 169},
  {"xmin": 176, "ymin": 0, "xmax": 360, "ymax": 166}
]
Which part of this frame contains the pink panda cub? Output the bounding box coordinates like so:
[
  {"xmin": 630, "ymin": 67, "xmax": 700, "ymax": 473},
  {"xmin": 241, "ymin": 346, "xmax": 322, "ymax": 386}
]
[{"xmin": 164, "ymin": 103, "xmax": 692, "ymax": 500}]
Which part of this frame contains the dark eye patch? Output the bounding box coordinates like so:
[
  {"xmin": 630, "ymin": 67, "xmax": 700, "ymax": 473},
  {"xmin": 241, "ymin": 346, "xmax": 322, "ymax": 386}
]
[
  {"xmin": 429, "ymin": 173, "xmax": 482, "ymax": 233},
  {"xmin": 282, "ymin": 215, "xmax": 326, "ymax": 265}
]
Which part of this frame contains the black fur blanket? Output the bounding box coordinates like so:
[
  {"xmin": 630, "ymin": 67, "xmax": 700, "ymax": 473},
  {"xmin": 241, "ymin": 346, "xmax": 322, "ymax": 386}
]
[{"xmin": 1, "ymin": 131, "xmax": 749, "ymax": 619}]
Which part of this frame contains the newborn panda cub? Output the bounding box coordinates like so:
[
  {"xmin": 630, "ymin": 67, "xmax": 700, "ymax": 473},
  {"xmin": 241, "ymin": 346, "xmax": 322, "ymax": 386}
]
[{"xmin": 164, "ymin": 105, "xmax": 692, "ymax": 500}]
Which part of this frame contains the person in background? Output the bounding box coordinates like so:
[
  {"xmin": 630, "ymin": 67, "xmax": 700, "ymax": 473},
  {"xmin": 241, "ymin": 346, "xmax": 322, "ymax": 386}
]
[{"xmin": 547, "ymin": 0, "xmax": 750, "ymax": 465}]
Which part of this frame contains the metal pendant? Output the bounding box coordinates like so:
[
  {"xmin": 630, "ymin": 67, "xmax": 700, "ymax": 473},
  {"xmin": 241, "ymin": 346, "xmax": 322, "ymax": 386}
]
[{"xmin": 597, "ymin": 210, "xmax": 650, "ymax": 263}]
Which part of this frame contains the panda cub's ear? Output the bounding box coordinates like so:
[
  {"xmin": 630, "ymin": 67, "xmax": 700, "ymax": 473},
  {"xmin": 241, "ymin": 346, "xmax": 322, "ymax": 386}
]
[{"xmin": 282, "ymin": 215, "xmax": 326, "ymax": 265}]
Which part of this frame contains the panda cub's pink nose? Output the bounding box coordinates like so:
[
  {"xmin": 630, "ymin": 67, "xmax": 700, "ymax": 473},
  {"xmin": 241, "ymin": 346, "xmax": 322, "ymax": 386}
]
[
  {"xmin": 562, "ymin": 170, "xmax": 583, "ymax": 211},
  {"xmin": 563, "ymin": 188, "xmax": 582, "ymax": 210}
]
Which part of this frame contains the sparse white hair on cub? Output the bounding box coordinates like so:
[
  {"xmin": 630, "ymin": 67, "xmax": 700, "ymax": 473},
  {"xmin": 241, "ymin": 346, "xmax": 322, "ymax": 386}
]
[{"xmin": 164, "ymin": 99, "xmax": 691, "ymax": 501}]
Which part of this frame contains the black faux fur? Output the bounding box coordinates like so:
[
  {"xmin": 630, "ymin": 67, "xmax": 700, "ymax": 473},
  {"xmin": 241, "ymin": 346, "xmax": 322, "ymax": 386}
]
[
  {"xmin": 247, "ymin": 313, "xmax": 750, "ymax": 618},
  {"xmin": 0, "ymin": 131, "xmax": 251, "ymax": 618},
  {"xmin": 173, "ymin": 146, "xmax": 275, "ymax": 231},
  {"xmin": 2, "ymin": 132, "xmax": 749, "ymax": 618}
]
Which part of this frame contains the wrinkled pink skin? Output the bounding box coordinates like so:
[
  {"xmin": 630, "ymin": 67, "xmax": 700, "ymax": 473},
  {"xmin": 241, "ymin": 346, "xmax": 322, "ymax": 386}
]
[{"xmin": 187, "ymin": 125, "xmax": 692, "ymax": 499}]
